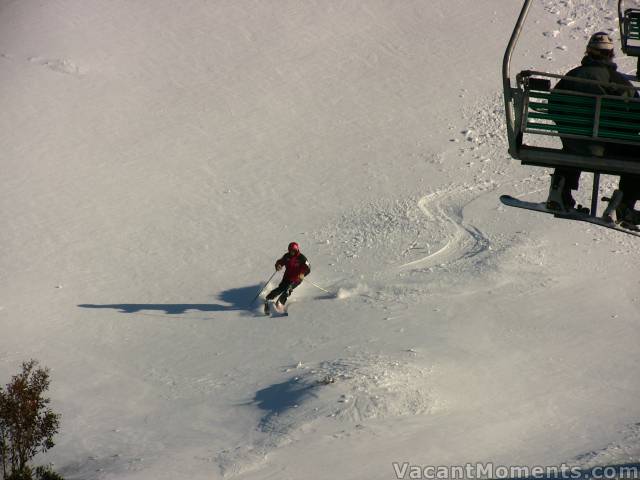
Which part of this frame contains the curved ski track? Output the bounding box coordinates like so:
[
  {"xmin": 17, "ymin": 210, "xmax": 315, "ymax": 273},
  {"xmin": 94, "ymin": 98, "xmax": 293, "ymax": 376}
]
[{"xmin": 397, "ymin": 185, "xmax": 493, "ymax": 272}]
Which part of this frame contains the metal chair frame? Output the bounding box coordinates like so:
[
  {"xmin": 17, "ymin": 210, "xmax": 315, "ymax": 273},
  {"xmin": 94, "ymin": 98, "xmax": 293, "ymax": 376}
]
[{"xmin": 503, "ymin": 0, "xmax": 640, "ymax": 216}]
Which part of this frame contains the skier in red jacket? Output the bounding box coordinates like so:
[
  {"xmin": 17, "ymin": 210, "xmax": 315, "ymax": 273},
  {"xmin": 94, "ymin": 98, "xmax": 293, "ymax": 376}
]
[{"xmin": 264, "ymin": 242, "xmax": 311, "ymax": 314}]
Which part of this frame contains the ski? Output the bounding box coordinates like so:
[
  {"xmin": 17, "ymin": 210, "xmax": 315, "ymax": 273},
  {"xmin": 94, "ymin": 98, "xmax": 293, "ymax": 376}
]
[
  {"xmin": 262, "ymin": 301, "xmax": 288, "ymax": 317},
  {"xmin": 500, "ymin": 194, "xmax": 640, "ymax": 237}
]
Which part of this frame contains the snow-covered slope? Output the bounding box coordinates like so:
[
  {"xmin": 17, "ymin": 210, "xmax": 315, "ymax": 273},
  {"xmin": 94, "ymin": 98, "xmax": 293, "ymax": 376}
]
[{"xmin": 2, "ymin": 1, "xmax": 640, "ymax": 479}]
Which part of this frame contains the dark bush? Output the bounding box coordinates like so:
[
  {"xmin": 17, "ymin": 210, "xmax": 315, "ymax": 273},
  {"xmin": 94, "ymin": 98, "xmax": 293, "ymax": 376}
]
[
  {"xmin": 34, "ymin": 466, "xmax": 64, "ymax": 480},
  {"xmin": 0, "ymin": 360, "xmax": 61, "ymax": 480}
]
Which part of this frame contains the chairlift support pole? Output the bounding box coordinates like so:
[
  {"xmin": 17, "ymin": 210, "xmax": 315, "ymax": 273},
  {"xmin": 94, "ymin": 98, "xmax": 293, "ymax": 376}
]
[
  {"xmin": 502, "ymin": 0, "xmax": 533, "ymax": 156},
  {"xmin": 591, "ymin": 173, "xmax": 600, "ymax": 216}
]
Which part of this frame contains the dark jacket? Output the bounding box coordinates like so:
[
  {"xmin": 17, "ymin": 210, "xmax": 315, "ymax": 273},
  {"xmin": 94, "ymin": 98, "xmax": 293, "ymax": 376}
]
[
  {"xmin": 552, "ymin": 56, "xmax": 637, "ymax": 157},
  {"xmin": 276, "ymin": 252, "xmax": 310, "ymax": 283},
  {"xmin": 555, "ymin": 56, "xmax": 635, "ymax": 96}
]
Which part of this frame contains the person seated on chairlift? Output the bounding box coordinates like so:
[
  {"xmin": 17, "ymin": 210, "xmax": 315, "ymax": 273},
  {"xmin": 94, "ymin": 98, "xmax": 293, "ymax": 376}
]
[{"xmin": 547, "ymin": 31, "xmax": 640, "ymax": 225}]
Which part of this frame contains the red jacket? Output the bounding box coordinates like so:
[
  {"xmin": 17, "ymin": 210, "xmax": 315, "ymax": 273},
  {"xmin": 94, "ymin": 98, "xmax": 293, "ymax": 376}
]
[{"xmin": 276, "ymin": 252, "xmax": 311, "ymax": 283}]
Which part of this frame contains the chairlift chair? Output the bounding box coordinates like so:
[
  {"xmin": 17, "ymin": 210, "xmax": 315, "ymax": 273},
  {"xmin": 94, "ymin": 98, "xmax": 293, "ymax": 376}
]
[
  {"xmin": 619, "ymin": 0, "xmax": 640, "ymax": 77},
  {"xmin": 503, "ymin": 0, "xmax": 640, "ymax": 220}
]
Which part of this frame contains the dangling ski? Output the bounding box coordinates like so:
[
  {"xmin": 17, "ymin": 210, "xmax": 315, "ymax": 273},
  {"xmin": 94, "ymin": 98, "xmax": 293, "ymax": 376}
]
[{"xmin": 500, "ymin": 195, "xmax": 640, "ymax": 237}]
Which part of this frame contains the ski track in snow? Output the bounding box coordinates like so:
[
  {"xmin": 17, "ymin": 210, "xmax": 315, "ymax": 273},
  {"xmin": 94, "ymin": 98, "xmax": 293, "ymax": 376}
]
[
  {"xmin": 312, "ymin": 181, "xmax": 502, "ymax": 306},
  {"xmin": 397, "ymin": 185, "xmax": 493, "ymax": 271}
]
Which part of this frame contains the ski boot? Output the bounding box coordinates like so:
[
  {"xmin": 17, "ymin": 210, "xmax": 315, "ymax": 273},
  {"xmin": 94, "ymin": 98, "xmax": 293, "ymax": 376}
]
[
  {"xmin": 602, "ymin": 190, "xmax": 623, "ymax": 223},
  {"xmin": 546, "ymin": 174, "xmax": 575, "ymax": 212},
  {"xmin": 616, "ymin": 202, "xmax": 640, "ymax": 231}
]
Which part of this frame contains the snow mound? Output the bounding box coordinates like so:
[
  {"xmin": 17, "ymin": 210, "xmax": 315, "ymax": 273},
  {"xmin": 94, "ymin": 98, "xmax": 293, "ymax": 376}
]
[
  {"xmin": 256, "ymin": 353, "xmax": 438, "ymax": 432},
  {"xmin": 218, "ymin": 353, "xmax": 439, "ymax": 477},
  {"xmin": 575, "ymin": 423, "xmax": 640, "ymax": 470},
  {"xmin": 28, "ymin": 56, "xmax": 86, "ymax": 76},
  {"xmin": 315, "ymin": 197, "xmax": 433, "ymax": 267},
  {"xmin": 314, "ymin": 353, "xmax": 439, "ymax": 422},
  {"xmin": 336, "ymin": 283, "xmax": 370, "ymax": 299}
]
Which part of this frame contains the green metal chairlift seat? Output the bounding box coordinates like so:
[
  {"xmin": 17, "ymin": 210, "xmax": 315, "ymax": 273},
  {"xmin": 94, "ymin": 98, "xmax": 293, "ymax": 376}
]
[
  {"xmin": 619, "ymin": 0, "xmax": 640, "ymax": 76},
  {"xmin": 503, "ymin": 0, "xmax": 640, "ymax": 217}
]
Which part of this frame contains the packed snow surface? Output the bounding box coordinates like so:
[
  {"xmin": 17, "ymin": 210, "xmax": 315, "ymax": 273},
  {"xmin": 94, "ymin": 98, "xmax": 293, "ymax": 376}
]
[{"xmin": 2, "ymin": 0, "xmax": 640, "ymax": 479}]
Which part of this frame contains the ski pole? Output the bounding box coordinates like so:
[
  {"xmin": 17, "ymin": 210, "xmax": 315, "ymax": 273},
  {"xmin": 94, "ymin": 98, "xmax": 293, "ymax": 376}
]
[
  {"xmin": 251, "ymin": 271, "xmax": 278, "ymax": 304},
  {"xmin": 308, "ymin": 280, "xmax": 332, "ymax": 294}
]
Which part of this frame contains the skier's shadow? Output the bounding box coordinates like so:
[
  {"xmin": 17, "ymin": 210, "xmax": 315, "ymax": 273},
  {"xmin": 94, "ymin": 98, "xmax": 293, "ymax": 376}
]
[{"xmin": 78, "ymin": 284, "xmax": 261, "ymax": 316}]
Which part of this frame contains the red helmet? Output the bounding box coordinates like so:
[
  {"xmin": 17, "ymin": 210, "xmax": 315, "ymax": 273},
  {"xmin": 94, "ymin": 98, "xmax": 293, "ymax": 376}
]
[{"xmin": 288, "ymin": 242, "xmax": 300, "ymax": 253}]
